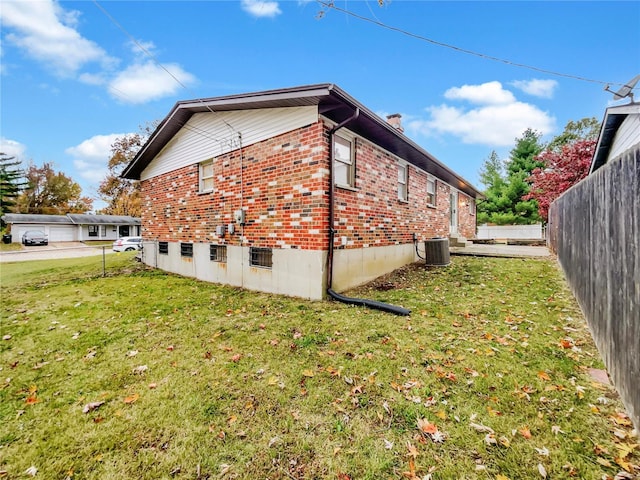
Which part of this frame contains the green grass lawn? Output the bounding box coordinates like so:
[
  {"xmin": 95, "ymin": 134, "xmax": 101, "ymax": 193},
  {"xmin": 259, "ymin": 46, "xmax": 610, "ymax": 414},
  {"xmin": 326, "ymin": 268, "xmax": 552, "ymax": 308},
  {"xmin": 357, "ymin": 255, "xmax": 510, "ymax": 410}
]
[{"xmin": 0, "ymin": 255, "xmax": 637, "ymax": 479}]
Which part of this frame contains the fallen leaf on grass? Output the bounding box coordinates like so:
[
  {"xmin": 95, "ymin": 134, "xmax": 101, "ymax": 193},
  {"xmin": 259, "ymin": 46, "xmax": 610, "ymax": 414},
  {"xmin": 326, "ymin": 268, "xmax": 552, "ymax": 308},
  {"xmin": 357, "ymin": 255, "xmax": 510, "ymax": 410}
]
[
  {"xmin": 498, "ymin": 436, "xmax": 511, "ymax": 448},
  {"xmin": 519, "ymin": 426, "xmax": 532, "ymax": 439},
  {"xmin": 537, "ymin": 463, "xmax": 547, "ymax": 478},
  {"xmin": 302, "ymin": 369, "xmax": 314, "ymax": 378},
  {"xmin": 124, "ymin": 393, "xmax": 139, "ymax": 404},
  {"xmin": 484, "ymin": 434, "xmax": 497, "ymax": 445},
  {"xmin": 617, "ymin": 443, "xmax": 639, "ymax": 459},
  {"xmin": 25, "ymin": 394, "xmax": 39, "ymax": 405},
  {"xmin": 615, "ymin": 456, "xmax": 633, "ymax": 472},
  {"xmin": 551, "ymin": 425, "xmax": 564, "ymax": 435},
  {"xmin": 610, "ymin": 413, "xmax": 633, "ymax": 427},
  {"xmin": 82, "ymin": 401, "xmax": 105, "ymax": 413},
  {"xmin": 24, "ymin": 466, "xmax": 37, "ymax": 477},
  {"xmin": 535, "ymin": 446, "xmax": 550, "ymax": 456},
  {"xmin": 597, "ymin": 457, "xmax": 612, "ymax": 467},
  {"xmin": 537, "ymin": 371, "xmax": 551, "ymax": 381},
  {"xmin": 417, "ymin": 418, "xmax": 437, "ymax": 435},
  {"xmin": 405, "ymin": 441, "xmax": 419, "ymax": 459},
  {"xmin": 132, "ymin": 365, "xmax": 148, "ymax": 374},
  {"xmin": 470, "ymin": 422, "xmax": 494, "ymax": 434}
]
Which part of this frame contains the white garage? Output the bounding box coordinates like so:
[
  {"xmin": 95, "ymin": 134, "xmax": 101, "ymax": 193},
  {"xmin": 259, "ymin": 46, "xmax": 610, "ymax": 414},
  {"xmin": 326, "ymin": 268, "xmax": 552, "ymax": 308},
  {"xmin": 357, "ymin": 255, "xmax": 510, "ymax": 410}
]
[{"xmin": 2, "ymin": 214, "xmax": 141, "ymax": 244}]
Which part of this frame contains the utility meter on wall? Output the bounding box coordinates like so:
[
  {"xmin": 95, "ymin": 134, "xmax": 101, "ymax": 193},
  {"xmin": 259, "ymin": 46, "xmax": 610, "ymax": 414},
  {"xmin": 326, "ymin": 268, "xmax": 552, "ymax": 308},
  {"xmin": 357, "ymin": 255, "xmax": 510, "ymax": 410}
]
[{"xmin": 234, "ymin": 209, "xmax": 246, "ymax": 225}]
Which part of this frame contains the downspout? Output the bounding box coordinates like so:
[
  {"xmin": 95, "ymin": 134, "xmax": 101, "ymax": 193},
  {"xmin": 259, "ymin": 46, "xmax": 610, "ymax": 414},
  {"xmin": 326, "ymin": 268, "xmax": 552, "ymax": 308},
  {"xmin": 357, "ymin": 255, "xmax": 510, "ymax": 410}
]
[{"xmin": 326, "ymin": 109, "xmax": 411, "ymax": 316}]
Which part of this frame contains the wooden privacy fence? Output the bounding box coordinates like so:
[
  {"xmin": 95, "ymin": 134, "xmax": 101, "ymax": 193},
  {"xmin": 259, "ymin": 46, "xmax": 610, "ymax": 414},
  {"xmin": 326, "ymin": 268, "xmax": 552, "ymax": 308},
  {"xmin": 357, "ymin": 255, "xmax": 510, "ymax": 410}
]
[{"xmin": 548, "ymin": 147, "xmax": 639, "ymax": 429}]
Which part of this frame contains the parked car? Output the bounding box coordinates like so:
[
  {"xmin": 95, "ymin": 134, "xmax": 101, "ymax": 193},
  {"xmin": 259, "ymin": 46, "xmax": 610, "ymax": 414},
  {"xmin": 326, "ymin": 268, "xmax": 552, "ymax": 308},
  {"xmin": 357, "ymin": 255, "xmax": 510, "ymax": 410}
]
[
  {"xmin": 112, "ymin": 237, "xmax": 142, "ymax": 252},
  {"xmin": 22, "ymin": 230, "xmax": 48, "ymax": 246}
]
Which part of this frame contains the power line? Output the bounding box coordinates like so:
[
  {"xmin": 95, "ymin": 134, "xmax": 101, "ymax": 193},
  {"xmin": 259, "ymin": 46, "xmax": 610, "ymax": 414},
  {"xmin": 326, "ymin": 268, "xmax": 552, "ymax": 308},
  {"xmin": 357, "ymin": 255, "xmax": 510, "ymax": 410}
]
[
  {"xmin": 93, "ymin": 0, "xmax": 240, "ymax": 136},
  {"xmin": 317, "ymin": 0, "xmax": 622, "ymax": 87}
]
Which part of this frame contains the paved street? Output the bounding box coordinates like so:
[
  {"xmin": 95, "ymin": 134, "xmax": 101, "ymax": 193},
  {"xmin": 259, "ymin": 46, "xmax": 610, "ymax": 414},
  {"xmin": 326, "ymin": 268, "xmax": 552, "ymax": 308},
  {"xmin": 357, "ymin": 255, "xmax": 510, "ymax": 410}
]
[{"xmin": 0, "ymin": 242, "xmax": 115, "ymax": 263}]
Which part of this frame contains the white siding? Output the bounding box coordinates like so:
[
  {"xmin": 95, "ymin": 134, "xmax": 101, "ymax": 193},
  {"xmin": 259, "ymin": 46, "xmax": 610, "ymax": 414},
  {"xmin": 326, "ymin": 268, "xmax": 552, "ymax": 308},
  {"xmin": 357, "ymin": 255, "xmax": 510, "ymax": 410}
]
[
  {"xmin": 610, "ymin": 114, "xmax": 640, "ymax": 160},
  {"xmin": 141, "ymin": 106, "xmax": 318, "ymax": 181}
]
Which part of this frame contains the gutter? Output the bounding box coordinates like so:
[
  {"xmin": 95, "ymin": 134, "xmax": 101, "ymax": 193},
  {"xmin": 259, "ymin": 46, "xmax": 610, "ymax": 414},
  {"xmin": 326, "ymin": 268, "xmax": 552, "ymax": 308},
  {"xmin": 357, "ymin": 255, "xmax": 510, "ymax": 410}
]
[{"xmin": 326, "ymin": 108, "xmax": 411, "ymax": 316}]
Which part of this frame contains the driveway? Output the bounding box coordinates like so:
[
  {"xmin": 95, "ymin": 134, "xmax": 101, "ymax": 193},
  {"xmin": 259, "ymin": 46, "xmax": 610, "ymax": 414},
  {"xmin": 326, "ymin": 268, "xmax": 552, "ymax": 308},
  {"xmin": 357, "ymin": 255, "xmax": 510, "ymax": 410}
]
[{"xmin": 0, "ymin": 242, "xmax": 116, "ymax": 263}]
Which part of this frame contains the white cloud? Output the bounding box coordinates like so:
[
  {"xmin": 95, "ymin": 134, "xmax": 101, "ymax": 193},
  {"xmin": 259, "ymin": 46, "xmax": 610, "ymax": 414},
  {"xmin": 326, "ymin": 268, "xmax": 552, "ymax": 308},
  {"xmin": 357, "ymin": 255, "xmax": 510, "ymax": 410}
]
[
  {"xmin": 1, "ymin": 0, "xmax": 114, "ymax": 77},
  {"xmin": 510, "ymin": 79, "xmax": 558, "ymax": 98},
  {"xmin": 65, "ymin": 133, "xmax": 126, "ymax": 183},
  {"xmin": 0, "ymin": 137, "xmax": 27, "ymax": 160},
  {"xmin": 407, "ymin": 81, "xmax": 555, "ymax": 147},
  {"xmin": 444, "ymin": 81, "xmax": 516, "ymax": 105},
  {"xmin": 1, "ymin": 0, "xmax": 197, "ymax": 104},
  {"xmin": 108, "ymin": 62, "xmax": 196, "ymax": 104},
  {"xmin": 241, "ymin": 0, "xmax": 282, "ymax": 18}
]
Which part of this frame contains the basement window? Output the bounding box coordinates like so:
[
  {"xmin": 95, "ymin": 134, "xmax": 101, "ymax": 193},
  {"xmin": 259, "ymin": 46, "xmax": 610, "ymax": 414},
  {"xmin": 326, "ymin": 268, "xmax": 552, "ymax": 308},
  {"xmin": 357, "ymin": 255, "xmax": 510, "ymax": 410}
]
[
  {"xmin": 398, "ymin": 163, "xmax": 408, "ymax": 201},
  {"xmin": 334, "ymin": 135, "xmax": 355, "ymax": 188},
  {"xmin": 159, "ymin": 242, "xmax": 169, "ymax": 255},
  {"xmin": 199, "ymin": 160, "xmax": 214, "ymax": 193},
  {"xmin": 210, "ymin": 244, "xmax": 227, "ymax": 262},
  {"xmin": 181, "ymin": 243, "xmax": 193, "ymax": 258},
  {"xmin": 250, "ymin": 247, "xmax": 272, "ymax": 269},
  {"xmin": 426, "ymin": 177, "xmax": 436, "ymax": 207}
]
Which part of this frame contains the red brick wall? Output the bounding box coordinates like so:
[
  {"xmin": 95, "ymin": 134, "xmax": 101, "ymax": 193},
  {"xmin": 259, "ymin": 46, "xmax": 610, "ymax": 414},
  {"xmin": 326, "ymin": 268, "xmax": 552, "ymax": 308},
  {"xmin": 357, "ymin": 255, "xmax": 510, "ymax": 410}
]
[
  {"xmin": 141, "ymin": 121, "xmax": 330, "ymax": 250},
  {"xmin": 457, "ymin": 193, "xmax": 477, "ymax": 239},
  {"xmin": 332, "ymin": 138, "xmax": 452, "ymax": 248},
  {"xmin": 140, "ymin": 119, "xmax": 476, "ymax": 250}
]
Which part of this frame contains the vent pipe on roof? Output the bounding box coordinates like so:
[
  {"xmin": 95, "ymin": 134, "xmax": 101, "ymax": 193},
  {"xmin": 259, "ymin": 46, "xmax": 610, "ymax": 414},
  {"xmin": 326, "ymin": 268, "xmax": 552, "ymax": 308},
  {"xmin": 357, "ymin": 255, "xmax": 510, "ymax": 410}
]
[{"xmin": 386, "ymin": 113, "xmax": 404, "ymax": 133}]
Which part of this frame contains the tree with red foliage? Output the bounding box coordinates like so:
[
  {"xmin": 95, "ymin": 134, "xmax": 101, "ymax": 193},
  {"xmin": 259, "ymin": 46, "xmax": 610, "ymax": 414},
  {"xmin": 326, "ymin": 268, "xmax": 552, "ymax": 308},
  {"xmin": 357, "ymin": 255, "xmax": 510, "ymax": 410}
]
[{"xmin": 525, "ymin": 139, "xmax": 595, "ymax": 222}]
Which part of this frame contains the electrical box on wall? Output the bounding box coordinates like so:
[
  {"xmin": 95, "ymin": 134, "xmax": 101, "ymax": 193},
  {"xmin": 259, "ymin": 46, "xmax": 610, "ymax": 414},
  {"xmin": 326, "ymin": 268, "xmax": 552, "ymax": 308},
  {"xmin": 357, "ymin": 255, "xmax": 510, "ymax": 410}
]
[
  {"xmin": 234, "ymin": 209, "xmax": 246, "ymax": 225},
  {"xmin": 227, "ymin": 223, "xmax": 235, "ymax": 235},
  {"xmin": 216, "ymin": 225, "xmax": 225, "ymax": 237}
]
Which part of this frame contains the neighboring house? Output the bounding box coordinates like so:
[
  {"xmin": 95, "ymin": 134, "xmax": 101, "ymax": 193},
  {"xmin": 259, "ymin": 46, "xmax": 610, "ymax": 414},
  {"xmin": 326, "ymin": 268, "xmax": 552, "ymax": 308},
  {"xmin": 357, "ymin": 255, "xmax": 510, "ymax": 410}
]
[
  {"xmin": 1, "ymin": 214, "xmax": 141, "ymax": 242},
  {"xmin": 122, "ymin": 83, "xmax": 482, "ymax": 300},
  {"xmin": 548, "ymin": 100, "xmax": 640, "ymax": 430}
]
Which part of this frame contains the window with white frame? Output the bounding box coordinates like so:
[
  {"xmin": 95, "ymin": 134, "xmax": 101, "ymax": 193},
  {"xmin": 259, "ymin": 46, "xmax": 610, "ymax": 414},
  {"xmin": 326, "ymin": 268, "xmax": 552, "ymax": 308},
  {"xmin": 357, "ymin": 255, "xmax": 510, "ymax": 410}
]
[
  {"xmin": 469, "ymin": 198, "xmax": 475, "ymax": 215},
  {"xmin": 334, "ymin": 135, "xmax": 354, "ymax": 187},
  {"xmin": 426, "ymin": 177, "xmax": 436, "ymax": 207},
  {"xmin": 398, "ymin": 163, "xmax": 408, "ymax": 201},
  {"xmin": 199, "ymin": 160, "xmax": 214, "ymax": 192}
]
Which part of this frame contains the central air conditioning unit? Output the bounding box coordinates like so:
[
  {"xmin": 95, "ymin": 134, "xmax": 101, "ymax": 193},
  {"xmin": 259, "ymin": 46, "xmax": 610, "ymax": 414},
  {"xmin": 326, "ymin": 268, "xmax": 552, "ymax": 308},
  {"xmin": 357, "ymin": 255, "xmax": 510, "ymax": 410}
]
[{"xmin": 424, "ymin": 237, "xmax": 450, "ymax": 266}]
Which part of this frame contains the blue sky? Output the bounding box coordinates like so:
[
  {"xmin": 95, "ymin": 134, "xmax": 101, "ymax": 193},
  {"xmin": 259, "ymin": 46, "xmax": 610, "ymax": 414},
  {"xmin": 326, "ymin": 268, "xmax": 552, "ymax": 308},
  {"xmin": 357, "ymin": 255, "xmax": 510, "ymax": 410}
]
[{"xmin": 1, "ymin": 1, "xmax": 639, "ymax": 211}]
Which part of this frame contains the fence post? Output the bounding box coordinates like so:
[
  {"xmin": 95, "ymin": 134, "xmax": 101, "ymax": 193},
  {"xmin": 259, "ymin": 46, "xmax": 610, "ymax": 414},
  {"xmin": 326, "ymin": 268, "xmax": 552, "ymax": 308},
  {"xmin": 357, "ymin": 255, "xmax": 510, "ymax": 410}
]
[{"xmin": 102, "ymin": 246, "xmax": 106, "ymax": 277}]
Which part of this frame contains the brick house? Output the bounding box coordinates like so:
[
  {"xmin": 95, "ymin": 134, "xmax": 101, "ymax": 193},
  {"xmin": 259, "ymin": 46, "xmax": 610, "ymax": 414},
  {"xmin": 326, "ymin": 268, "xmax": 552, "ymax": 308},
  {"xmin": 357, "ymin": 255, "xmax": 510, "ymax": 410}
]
[{"xmin": 122, "ymin": 84, "xmax": 482, "ymax": 300}]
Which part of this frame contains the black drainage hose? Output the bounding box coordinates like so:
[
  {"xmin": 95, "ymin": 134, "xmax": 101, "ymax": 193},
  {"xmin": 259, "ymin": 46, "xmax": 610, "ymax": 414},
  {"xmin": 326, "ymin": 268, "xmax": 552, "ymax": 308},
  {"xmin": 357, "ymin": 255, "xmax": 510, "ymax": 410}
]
[{"xmin": 327, "ymin": 288, "xmax": 411, "ymax": 316}]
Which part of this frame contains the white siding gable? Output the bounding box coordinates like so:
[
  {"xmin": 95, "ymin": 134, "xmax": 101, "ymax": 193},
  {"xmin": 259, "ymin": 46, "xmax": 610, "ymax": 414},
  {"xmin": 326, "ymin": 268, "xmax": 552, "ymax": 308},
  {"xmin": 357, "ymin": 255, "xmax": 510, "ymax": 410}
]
[
  {"xmin": 141, "ymin": 105, "xmax": 318, "ymax": 181},
  {"xmin": 610, "ymin": 113, "xmax": 640, "ymax": 160}
]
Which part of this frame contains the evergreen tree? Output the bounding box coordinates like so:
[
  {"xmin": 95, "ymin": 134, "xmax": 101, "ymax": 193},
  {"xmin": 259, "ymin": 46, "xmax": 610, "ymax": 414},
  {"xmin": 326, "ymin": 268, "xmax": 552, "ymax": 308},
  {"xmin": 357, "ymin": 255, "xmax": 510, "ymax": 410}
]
[
  {"xmin": 0, "ymin": 153, "xmax": 27, "ymax": 217},
  {"xmin": 476, "ymin": 129, "xmax": 545, "ymax": 225},
  {"xmin": 476, "ymin": 151, "xmax": 506, "ymax": 225}
]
